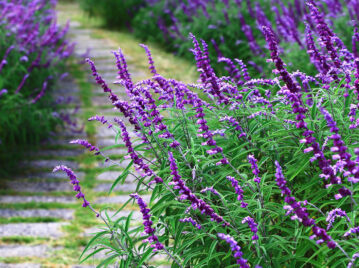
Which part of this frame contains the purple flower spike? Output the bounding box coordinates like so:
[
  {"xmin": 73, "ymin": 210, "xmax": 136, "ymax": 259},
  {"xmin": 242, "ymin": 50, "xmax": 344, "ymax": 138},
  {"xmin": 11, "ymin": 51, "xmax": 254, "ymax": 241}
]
[
  {"xmin": 326, "ymin": 208, "xmax": 350, "ymax": 230},
  {"xmin": 53, "ymin": 165, "xmax": 88, "ymax": 208},
  {"xmin": 242, "ymin": 216, "xmax": 259, "ymax": 241},
  {"xmin": 226, "ymin": 176, "xmax": 248, "ymax": 208},
  {"xmin": 115, "ymin": 118, "xmax": 163, "ymax": 184},
  {"xmin": 140, "ymin": 44, "xmax": 157, "ymax": 75},
  {"xmin": 168, "ymin": 152, "xmax": 229, "ymax": 226},
  {"xmin": 348, "ymin": 253, "xmax": 359, "ymax": 268},
  {"xmin": 180, "ymin": 217, "xmax": 201, "ymax": 229},
  {"xmin": 200, "ymin": 186, "xmax": 219, "ymax": 196},
  {"xmin": 217, "ymin": 233, "xmax": 249, "ymax": 267},
  {"xmin": 0, "ymin": 89, "xmax": 7, "ymax": 98},
  {"xmin": 275, "ymin": 161, "xmax": 336, "ymax": 249},
  {"xmin": 247, "ymin": 155, "xmax": 261, "ymax": 184},
  {"xmin": 130, "ymin": 193, "xmax": 163, "ymax": 251},
  {"xmin": 70, "ymin": 139, "xmax": 100, "ymax": 155},
  {"xmin": 88, "ymin": 115, "xmax": 112, "ymax": 128},
  {"xmin": 344, "ymin": 226, "xmax": 359, "ymax": 237}
]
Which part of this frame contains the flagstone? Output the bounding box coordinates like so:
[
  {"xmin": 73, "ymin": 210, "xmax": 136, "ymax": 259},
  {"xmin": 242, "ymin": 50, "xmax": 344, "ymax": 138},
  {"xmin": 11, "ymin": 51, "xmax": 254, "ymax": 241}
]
[
  {"xmin": 6, "ymin": 181, "xmax": 72, "ymax": 193},
  {"xmin": 29, "ymin": 149, "xmax": 83, "ymax": 158},
  {"xmin": 0, "ymin": 209, "xmax": 74, "ymax": 220},
  {"xmin": 0, "ymin": 196, "xmax": 75, "ymax": 204},
  {"xmin": 20, "ymin": 160, "xmax": 78, "ymax": 170},
  {"xmin": 0, "ymin": 264, "xmax": 41, "ymax": 268},
  {"xmin": 0, "ymin": 244, "xmax": 61, "ymax": 257},
  {"xmin": 0, "ymin": 222, "xmax": 68, "ymax": 238},
  {"xmin": 19, "ymin": 171, "xmax": 85, "ymax": 180}
]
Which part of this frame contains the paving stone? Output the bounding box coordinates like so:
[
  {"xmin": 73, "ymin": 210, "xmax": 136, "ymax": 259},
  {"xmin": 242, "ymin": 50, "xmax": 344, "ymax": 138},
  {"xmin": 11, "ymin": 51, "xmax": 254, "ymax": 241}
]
[
  {"xmin": 0, "ymin": 209, "xmax": 74, "ymax": 220},
  {"xmin": 0, "ymin": 264, "xmax": 41, "ymax": 268},
  {"xmin": 68, "ymin": 20, "xmax": 81, "ymax": 28},
  {"xmin": 20, "ymin": 160, "xmax": 78, "ymax": 170},
  {"xmin": 0, "ymin": 244, "xmax": 61, "ymax": 257},
  {"xmin": 95, "ymin": 194, "xmax": 151, "ymax": 204},
  {"xmin": 0, "ymin": 222, "xmax": 68, "ymax": 238},
  {"xmin": 0, "ymin": 196, "xmax": 75, "ymax": 204},
  {"xmin": 19, "ymin": 171, "xmax": 85, "ymax": 180},
  {"xmin": 69, "ymin": 28, "xmax": 92, "ymax": 36},
  {"xmin": 96, "ymin": 171, "xmax": 137, "ymax": 182},
  {"xmin": 29, "ymin": 149, "xmax": 83, "ymax": 158},
  {"xmin": 6, "ymin": 181, "xmax": 72, "ymax": 193},
  {"xmin": 75, "ymin": 49, "xmax": 114, "ymax": 59},
  {"xmin": 94, "ymin": 183, "xmax": 138, "ymax": 193}
]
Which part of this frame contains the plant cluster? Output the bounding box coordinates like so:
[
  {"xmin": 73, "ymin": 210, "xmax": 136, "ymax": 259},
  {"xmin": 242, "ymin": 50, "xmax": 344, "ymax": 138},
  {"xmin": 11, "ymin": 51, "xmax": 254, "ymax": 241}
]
[
  {"xmin": 81, "ymin": 0, "xmax": 359, "ymax": 76},
  {"xmin": 0, "ymin": 0, "xmax": 74, "ymax": 172},
  {"xmin": 56, "ymin": 1, "xmax": 359, "ymax": 267}
]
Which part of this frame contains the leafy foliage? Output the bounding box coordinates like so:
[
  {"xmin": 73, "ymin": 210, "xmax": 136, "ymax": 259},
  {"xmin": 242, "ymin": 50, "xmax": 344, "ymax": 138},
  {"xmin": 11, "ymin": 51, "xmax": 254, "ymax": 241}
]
[{"xmin": 0, "ymin": 0, "xmax": 73, "ymax": 173}]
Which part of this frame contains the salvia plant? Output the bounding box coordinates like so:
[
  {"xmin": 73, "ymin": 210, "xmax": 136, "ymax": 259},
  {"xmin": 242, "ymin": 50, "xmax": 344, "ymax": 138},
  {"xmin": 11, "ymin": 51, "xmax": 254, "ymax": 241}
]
[
  {"xmin": 0, "ymin": 0, "xmax": 74, "ymax": 171},
  {"xmin": 82, "ymin": 0, "xmax": 359, "ymax": 76},
  {"xmin": 56, "ymin": 1, "xmax": 359, "ymax": 267}
]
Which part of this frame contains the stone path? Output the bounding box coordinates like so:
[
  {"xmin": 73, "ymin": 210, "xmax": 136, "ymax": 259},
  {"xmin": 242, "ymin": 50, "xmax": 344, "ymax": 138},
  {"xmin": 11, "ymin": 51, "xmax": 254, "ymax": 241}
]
[{"xmin": 0, "ymin": 2, "xmax": 169, "ymax": 267}]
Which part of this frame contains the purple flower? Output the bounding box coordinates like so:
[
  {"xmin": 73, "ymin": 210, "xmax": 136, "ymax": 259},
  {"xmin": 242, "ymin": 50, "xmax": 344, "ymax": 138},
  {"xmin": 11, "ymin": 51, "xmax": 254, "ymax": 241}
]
[
  {"xmin": 180, "ymin": 217, "xmax": 201, "ymax": 229},
  {"xmin": 116, "ymin": 118, "xmax": 163, "ymax": 184},
  {"xmin": 218, "ymin": 57, "xmax": 242, "ymax": 84},
  {"xmin": 242, "ymin": 216, "xmax": 259, "ymax": 241},
  {"xmin": 20, "ymin": 55, "xmax": 28, "ymax": 62},
  {"xmin": 0, "ymin": 89, "xmax": 7, "ymax": 98},
  {"xmin": 168, "ymin": 152, "xmax": 229, "ymax": 226},
  {"xmin": 217, "ymin": 233, "xmax": 249, "ymax": 267},
  {"xmin": 88, "ymin": 115, "xmax": 112, "ymax": 128},
  {"xmin": 15, "ymin": 73, "xmax": 30, "ymax": 94},
  {"xmin": 130, "ymin": 193, "xmax": 163, "ymax": 251},
  {"xmin": 113, "ymin": 48, "xmax": 133, "ymax": 92},
  {"xmin": 140, "ymin": 44, "xmax": 157, "ymax": 75},
  {"xmin": 200, "ymin": 186, "xmax": 219, "ymax": 196},
  {"xmin": 0, "ymin": 45, "xmax": 14, "ymax": 73},
  {"xmin": 70, "ymin": 139, "xmax": 100, "ymax": 154},
  {"xmin": 31, "ymin": 80, "xmax": 48, "ymax": 103},
  {"xmin": 86, "ymin": 58, "xmax": 140, "ymax": 131},
  {"xmin": 226, "ymin": 176, "xmax": 248, "ymax": 208},
  {"xmin": 348, "ymin": 253, "xmax": 359, "ymax": 268},
  {"xmin": 189, "ymin": 33, "xmax": 229, "ymax": 105},
  {"xmin": 326, "ymin": 208, "xmax": 350, "ymax": 230},
  {"xmin": 344, "ymin": 226, "xmax": 359, "ymax": 237},
  {"xmin": 275, "ymin": 161, "xmax": 336, "ymax": 249},
  {"xmin": 53, "ymin": 165, "xmax": 89, "ymax": 207},
  {"xmin": 306, "ymin": 1, "xmax": 341, "ymax": 72}
]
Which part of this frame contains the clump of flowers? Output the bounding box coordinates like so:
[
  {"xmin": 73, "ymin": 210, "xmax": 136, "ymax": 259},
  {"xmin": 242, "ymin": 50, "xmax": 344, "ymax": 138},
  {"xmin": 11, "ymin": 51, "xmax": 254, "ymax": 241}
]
[
  {"xmin": 53, "ymin": 165, "xmax": 89, "ymax": 207},
  {"xmin": 59, "ymin": 4, "xmax": 359, "ymax": 267},
  {"xmin": 130, "ymin": 193, "xmax": 163, "ymax": 252}
]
